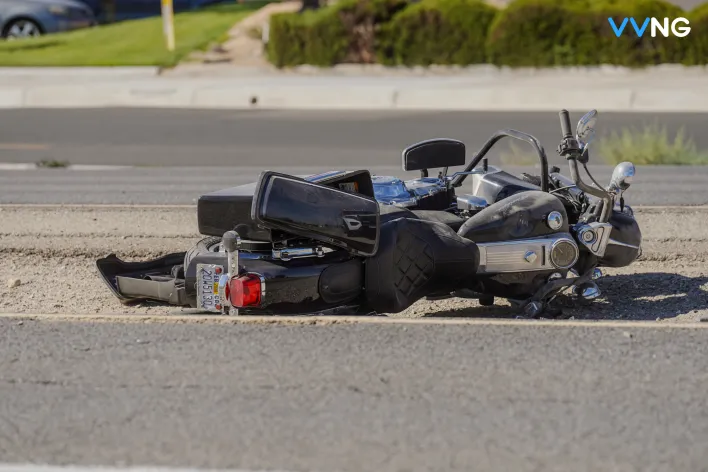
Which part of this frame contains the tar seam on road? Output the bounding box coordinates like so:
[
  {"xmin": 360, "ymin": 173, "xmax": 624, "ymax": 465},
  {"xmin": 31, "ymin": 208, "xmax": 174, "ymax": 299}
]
[{"xmin": 1, "ymin": 313, "xmax": 708, "ymax": 329}]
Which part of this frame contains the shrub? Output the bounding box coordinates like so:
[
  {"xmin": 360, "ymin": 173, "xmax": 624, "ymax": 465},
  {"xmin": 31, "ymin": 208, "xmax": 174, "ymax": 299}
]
[
  {"xmin": 685, "ymin": 2, "xmax": 708, "ymax": 64},
  {"xmin": 267, "ymin": 8, "xmax": 349, "ymax": 67},
  {"xmin": 267, "ymin": 0, "xmax": 708, "ymax": 68},
  {"xmin": 378, "ymin": 0, "xmax": 498, "ymax": 66},
  {"xmin": 598, "ymin": 123, "xmax": 708, "ymax": 165},
  {"xmin": 267, "ymin": 0, "xmax": 409, "ymax": 67},
  {"xmin": 487, "ymin": 0, "xmax": 690, "ymax": 67}
]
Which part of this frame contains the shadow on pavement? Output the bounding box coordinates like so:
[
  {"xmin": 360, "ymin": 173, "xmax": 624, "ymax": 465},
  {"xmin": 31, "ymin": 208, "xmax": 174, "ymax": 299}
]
[{"xmin": 422, "ymin": 272, "xmax": 708, "ymax": 321}]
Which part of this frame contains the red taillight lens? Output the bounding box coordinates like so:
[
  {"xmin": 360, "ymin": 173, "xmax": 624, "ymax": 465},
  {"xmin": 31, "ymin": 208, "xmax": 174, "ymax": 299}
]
[{"xmin": 228, "ymin": 274, "xmax": 262, "ymax": 307}]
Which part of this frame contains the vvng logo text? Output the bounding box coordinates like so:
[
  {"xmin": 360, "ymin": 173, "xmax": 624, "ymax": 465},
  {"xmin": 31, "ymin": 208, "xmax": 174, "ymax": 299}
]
[{"xmin": 608, "ymin": 17, "xmax": 691, "ymax": 38}]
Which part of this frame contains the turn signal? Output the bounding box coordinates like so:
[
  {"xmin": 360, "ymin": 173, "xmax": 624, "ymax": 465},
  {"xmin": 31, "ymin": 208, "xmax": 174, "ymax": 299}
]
[{"xmin": 228, "ymin": 274, "xmax": 262, "ymax": 307}]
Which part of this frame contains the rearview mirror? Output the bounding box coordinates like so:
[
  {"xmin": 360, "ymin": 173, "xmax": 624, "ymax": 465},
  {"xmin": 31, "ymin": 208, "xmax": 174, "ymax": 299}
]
[
  {"xmin": 608, "ymin": 161, "xmax": 635, "ymax": 193},
  {"xmin": 576, "ymin": 110, "xmax": 598, "ymax": 147},
  {"xmin": 402, "ymin": 138, "xmax": 466, "ymax": 172},
  {"xmin": 252, "ymin": 171, "xmax": 380, "ymax": 256}
]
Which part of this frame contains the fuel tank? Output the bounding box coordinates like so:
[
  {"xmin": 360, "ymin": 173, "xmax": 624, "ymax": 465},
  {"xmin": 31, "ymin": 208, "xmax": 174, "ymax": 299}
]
[
  {"xmin": 470, "ymin": 166, "xmax": 540, "ymax": 204},
  {"xmin": 599, "ymin": 209, "xmax": 642, "ymax": 267},
  {"xmin": 457, "ymin": 190, "xmax": 568, "ymax": 243}
]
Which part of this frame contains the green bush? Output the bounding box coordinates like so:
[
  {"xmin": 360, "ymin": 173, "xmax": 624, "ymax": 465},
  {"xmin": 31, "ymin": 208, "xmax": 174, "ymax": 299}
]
[
  {"xmin": 267, "ymin": 0, "xmax": 708, "ymax": 68},
  {"xmin": 267, "ymin": 8, "xmax": 348, "ymax": 67},
  {"xmin": 486, "ymin": 0, "xmax": 690, "ymax": 67},
  {"xmin": 378, "ymin": 0, "xmax": 498, "ymax": 66},
  {"xmin": 267, "ymin": 0, "xmax": 409, "ymax": 67},
  {"xmin": 686, "ymin": 3, "xmax": 708, "ymax": 64}
]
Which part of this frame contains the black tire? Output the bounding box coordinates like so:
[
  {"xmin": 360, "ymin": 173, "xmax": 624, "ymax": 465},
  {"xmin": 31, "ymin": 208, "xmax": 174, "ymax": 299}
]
[
  {"xmin": 3, "ymin": 18, "xmax": 43, "ymax": 39},
  {"xmin": 184, "ymin": 236, "xmax": 222, "ymax": 268}
]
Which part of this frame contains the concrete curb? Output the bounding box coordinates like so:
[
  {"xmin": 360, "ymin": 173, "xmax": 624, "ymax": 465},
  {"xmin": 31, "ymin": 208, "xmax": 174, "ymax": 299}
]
[
  {"xmin": 3, "ymin": 85, "xmax": 706, "ymax": 112},
  {"xmin": 0, "ymin": 67, "xmax": 160, "ymax": 77},
  {"xmin": 1, "ymin": 65, "xmax": 707, "ymax": 111}
]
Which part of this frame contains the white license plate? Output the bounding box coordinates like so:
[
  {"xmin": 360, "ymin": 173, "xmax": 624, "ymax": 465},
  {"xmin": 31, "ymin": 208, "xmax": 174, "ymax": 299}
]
[{"xmin": 196, "ymin": 264, "xmax": 224, "ymax": 312}]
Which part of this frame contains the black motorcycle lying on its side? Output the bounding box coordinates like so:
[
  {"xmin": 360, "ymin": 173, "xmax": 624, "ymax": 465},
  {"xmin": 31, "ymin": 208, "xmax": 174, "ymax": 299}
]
[{"xmin": 96, "ymin": 109, "xmax": 641, "ymax": 317}]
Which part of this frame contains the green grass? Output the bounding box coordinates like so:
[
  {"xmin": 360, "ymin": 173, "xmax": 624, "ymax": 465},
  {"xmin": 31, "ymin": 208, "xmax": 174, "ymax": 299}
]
[
  {"xmin": 598, "ymin": 123, "xmax": 708, "ymax": 166},
  {"xmin": 0, "ymin": 1, "xmax": 269, "ymax": 67}
]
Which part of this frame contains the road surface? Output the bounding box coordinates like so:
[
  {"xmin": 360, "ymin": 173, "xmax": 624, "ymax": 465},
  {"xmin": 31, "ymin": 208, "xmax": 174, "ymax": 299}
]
[
  {"xmin": 2, "ymin": 109, "xmax": 708, "ymax": 472},
  {"xmin": 2, "ymin": 109, "xmax": 708, "ymax": 167},
  {"xmin": 1, "ymin": 109, "xmax": 708, "ymax": 205},
  {"xmin": 1, "ymin": 316, "xmax": 708, "ymax": 472}
]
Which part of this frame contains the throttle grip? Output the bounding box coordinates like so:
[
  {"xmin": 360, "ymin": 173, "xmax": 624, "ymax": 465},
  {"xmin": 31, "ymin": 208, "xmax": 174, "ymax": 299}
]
[{"xmin": 559, "ymin": 109, "xmax": 572, "ymax": 138}]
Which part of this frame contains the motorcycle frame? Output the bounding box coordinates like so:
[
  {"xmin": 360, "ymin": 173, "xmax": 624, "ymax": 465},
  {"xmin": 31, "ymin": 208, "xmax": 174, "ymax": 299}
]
[{"xmin": 451, "ymin": 129, "xmax": 550, "ymax": 193}]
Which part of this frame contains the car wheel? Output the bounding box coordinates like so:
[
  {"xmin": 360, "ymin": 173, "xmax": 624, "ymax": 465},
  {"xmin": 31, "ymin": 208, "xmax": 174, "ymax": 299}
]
[{"xmin": 3, "ymin": 19, "xmax": 43, "ymax": 39}]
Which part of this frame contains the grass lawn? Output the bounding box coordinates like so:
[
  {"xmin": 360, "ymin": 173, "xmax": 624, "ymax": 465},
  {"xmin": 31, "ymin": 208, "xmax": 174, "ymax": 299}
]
[{"xmin": 0, "ymin": 1, "xmax": 270, "ymax": 67}]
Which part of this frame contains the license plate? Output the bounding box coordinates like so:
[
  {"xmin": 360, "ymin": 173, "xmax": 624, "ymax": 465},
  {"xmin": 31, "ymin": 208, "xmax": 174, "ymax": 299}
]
[{"xmin": 196, "ymin": 264, "xmax": 224, "ymax": 312}]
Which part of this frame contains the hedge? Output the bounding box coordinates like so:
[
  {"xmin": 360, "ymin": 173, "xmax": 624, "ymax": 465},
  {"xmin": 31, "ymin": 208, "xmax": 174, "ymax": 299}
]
[
  {"xmin": 267, "ymin": 0, "xmax": 708, "ymax": 68},
  {"xmin": 686, "ymin": 2, "xmax": 708, "ymax": 64},
  {"xmin": 378, "ymin": 0, "xmax": 497, "ymax": 66},
  {"xmin": 267, "ymin": 0, "xmax": 410, "ymax": 67},
  {"xmin": 486, "ymin": 0, "xmax": 690, "ymax": 67}
]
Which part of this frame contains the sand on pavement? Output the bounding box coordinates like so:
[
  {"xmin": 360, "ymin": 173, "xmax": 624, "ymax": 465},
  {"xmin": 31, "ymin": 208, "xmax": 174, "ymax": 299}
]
[{"xmin": 1, "ymin": 205, "xmax": 707, "ymax": 321}]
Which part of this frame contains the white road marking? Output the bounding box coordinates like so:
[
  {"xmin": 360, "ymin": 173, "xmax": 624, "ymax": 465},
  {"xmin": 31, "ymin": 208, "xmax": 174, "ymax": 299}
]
[
  {"xmin": 0, "ymin": 466, "xmax": 296, "ymax": 472},
  {"xmin": 0, "ymin": 163, "xmax": 37, "ymax": 170}
]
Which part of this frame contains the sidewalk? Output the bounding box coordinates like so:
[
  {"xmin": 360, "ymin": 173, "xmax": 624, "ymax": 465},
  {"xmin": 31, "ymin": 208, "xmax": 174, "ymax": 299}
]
[{"xmin": 1, "ymin": 64, "xmax": 707, "ymax": 112}]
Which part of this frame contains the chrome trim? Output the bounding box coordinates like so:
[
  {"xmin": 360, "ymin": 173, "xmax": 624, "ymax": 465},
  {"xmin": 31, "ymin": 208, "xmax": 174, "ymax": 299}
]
[
  {"xmin": 608, "ymin": 238, "xmax": 640, "ymax": 250},
  {"xmin": 272, "ymin": 246, "xmax": 332, "ymax": 261},
  {"xmin": 235, "ymin": 251, "xmax": 271, "ymax": 260},
  {"xmin": 549, "ymin": 238, "xmax": 580, "ymax": 269},
  {"xmin": 574, "ymin": 222, "xmax": 612, "ymax": 257},
  {"xmin": 476, "ymin": 233, "xmax": 579, "ymax": 274},
  {"xmin": 217, "ymin": 273, "xmax": 230, "ymax": 310},
  {"xmin": 223, "ymin": 232, "xmax": 241, "ymax": 316},
  {"xmin": 250, "ymin": 272, "xmax": 267, "ymax": 301},
  {"xmin": 457, "ymin": 194, "xmax": 489, "ymax": 212},
  {"xmin": 573, "ymin": 282, "xmax": 601, "ymax": 300},
  {"xmin": 524, "ymin": 251, "xmax": 538, "ymax": 264},
  {"xmin": 546, "ymin": 211, "xmax": 563, "ymax": 230}
]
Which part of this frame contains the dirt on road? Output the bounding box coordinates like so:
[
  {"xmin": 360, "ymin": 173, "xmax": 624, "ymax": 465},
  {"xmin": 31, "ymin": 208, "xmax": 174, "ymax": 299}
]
[{"xmin": 1, "ymin": 205, "xmax": 707, "ymax": 321}]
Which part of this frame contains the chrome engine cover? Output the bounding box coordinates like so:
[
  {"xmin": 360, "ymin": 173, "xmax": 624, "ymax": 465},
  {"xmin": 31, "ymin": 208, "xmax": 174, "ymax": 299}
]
[{"xmin": 476, "ymin": 233, "xmax": 579, "ymax": 274}]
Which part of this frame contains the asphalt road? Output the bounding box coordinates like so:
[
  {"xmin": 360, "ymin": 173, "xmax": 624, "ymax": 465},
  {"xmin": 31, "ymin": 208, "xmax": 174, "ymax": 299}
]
[
  {"xmin": 1, "ymin": 109, "xmax": 708, "ymax": 205},
  {"xmin": 2, "ymin": 109, "xmax": 708, "ymax": 167},
  {"xmin": 1, "ymin": 317, "xmax": 707, "ymax": 472}
]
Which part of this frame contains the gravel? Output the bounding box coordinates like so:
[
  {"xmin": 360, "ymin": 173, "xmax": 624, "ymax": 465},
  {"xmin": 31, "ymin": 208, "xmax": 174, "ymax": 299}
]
[{"xmin": 1, "ymin": 205, "xmax": 707, "ymax": 321}]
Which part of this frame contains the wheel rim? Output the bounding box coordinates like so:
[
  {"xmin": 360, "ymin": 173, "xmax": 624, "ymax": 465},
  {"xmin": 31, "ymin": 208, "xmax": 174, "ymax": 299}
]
[{"xmin": 6, "ymin": 20, "xmax": 41, "ymax": 39}]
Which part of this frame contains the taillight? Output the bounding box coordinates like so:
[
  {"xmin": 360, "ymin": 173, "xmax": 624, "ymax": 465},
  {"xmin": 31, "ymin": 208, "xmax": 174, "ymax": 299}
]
[{"xmin": 228, "ymin": 274, "xmax": 262, "ymax": 307}]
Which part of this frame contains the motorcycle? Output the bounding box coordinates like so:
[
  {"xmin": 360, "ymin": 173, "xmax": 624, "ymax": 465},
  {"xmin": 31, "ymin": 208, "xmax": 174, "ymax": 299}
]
[{"xmin": 96, "ymin": 109, "xmax": 641, "ymax": 317}]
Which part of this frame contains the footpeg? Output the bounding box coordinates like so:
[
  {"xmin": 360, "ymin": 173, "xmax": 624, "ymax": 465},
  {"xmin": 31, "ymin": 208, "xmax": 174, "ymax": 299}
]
[
  {"xmin": 523, "ymin": 301, "xmax": 544, "ymax": 318},
  {"xmin": 573, "ymin": 282, "xmax": 601, "ymax": 300}
]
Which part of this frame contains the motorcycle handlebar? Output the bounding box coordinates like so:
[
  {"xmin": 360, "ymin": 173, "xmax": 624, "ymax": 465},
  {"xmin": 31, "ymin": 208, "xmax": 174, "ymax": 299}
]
[{"xmin": 559, "ymin": 109, "xmax": 573, "ymax": 138}]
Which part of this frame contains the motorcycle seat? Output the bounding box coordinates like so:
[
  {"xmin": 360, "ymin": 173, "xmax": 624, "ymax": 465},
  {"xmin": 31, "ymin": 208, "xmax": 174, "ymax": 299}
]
[{"xmin": 364, "ymin": 218, "xmax": 479, "ymax": 314}]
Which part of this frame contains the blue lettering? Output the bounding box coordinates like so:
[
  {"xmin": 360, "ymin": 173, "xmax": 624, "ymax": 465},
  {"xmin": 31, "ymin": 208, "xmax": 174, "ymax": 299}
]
[
  {"xmin": 608, "ymin": 17, "xmax": 629, "ymax": 37},
  {"xmin": 630, "ymin": 17, "xmax": 650, "ymax": 37}
]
